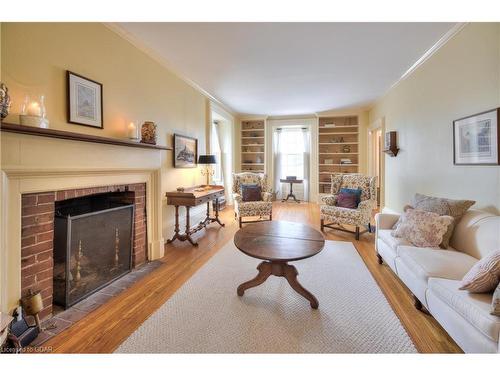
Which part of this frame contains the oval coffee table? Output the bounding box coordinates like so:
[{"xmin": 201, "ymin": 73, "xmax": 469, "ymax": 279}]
[{"xmin": 234, "ymin": 221, "xmax": 325, "ymax": 309}]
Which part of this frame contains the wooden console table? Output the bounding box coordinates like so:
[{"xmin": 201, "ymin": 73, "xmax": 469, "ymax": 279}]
[{"xmin": 166, "ymin": 185, "xmax": 225, "ymax": 246}]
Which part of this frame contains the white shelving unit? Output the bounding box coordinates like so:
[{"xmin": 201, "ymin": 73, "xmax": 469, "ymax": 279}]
[
  {"xmin": 240, "ymin": 120, "xmax": 265, "ymax": 173},
  {"xmin": 317, "ymin": 116, "xmax": 359, "ymax": 194}
]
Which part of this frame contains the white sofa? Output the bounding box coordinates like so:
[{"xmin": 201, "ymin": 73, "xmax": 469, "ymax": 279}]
[{"xmin": 375, "ymin": 209, "xmax": 500, "ymax": 353}]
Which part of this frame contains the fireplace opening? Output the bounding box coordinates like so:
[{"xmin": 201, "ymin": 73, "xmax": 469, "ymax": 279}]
[{"xmin": 53, "ymin": 192, "xmax": 134, "ymax": 309}]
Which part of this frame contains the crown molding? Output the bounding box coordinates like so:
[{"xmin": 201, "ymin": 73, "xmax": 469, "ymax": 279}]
[
  {"xmin": 103, "ymin": 22, "xmax": 237, "ymax": 117},
  {"xmin": 390, "ymin": 22, "xmax": 468, "ymax": 91}
]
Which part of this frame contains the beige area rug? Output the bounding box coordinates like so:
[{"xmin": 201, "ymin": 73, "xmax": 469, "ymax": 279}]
[{"xmin": 117, "ymin": 240, "xmax": 417, "ymax": 353}]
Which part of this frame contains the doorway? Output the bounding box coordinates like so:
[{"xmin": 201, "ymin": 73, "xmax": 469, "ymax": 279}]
[{"xmin": 368, "ymin": 118, "xmax": 385, "ymax": 207}]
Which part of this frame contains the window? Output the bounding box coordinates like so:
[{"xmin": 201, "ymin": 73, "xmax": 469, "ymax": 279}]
[
  {"xmin": 277, "ymin": 128, "xmax": 305, "ymax": 179},
  {"xmin": 211, "ymin": 121, "xmax": 223, "ymax": 184}
]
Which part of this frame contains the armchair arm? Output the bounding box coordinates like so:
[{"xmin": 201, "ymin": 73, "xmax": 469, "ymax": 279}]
[
  {"xmin": 261, "ymin": 192, "xmax": 272, "ymax": 202},
  {"xmin": 321, "ymin": 194, "xmax": 338, "ymax": 206},
  {"xmin": 232, "ymin": 193, "xmax": 243, "ymax": 204},
  {"xmin": 374, "ymin": 213, "xmax": 401, "ymax": 230},
  {"xmin": 358, "ymin": 199, "xmax": 376, "ymax": 212}
]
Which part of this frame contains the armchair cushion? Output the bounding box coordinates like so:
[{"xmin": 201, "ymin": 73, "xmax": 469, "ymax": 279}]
[
  {"xmin": 336, "ymin": 191, "xmax": 358, "ymax": 209},
  {"xmin": 241, "ymin": 184, "xmax": 262, "ymax": 202},
  {"xmin": 340, "ymin": 188, "xmax": 362, "ymax": 206}
]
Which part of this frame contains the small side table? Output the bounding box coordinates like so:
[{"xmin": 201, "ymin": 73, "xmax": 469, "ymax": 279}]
[{"xmin": 280, "ymin": 179, "xmax": 303, "ymax": 203}]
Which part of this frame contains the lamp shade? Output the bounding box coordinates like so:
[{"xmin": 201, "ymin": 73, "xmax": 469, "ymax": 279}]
[{"xmin": 198, "ymin": 154, "xmax": 216, "ymax": 164}]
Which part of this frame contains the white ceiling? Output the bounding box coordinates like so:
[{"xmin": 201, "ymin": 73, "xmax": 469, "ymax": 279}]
[{"xmin": 115, "ymin": 23, "xmax": 456, "ymax": 116}]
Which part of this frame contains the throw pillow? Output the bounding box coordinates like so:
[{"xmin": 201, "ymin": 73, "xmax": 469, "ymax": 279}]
[
  {"xmin": 340, "ymin": 188, "xmax": 362, "ymax": 206},
  {"xmin": 392, "ymin": 208, "xmax": 454, "ymax": 248},
  {"xmin": 491, "ymin": 284, "xmax": 500, "ymax": 316},
  {"xmin": 241, "ymin": 184, "xmax": 262, "ymax": 202},
  {"xmin": 335, "ymin": 192, "xmax": 358, "ymax": 209},
  {"xmin": 460, "ymin": 251, "xmax": 500, "ymax": 293},
  {"xmin": 411, "ymin": 193, "xmax": 475, "ymax": 249}
]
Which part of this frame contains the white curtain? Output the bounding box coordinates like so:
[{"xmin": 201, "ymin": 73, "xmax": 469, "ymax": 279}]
[
  {"xmin": 213, "ymin": 121, "xmax": 230, "ymax": 200},
  {"xmin": 273, "ymin": 128, "xmax": 283, "ymax": 199},
  {"xmin": 302, "ymin": 128, "xmax": 310, "ymax": 201}
]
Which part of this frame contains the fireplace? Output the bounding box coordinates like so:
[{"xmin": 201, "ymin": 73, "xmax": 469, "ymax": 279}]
[
  {"xmin": 53, "ymin": 193, "xmax": 134, "ymax": 309},
  {"xmin": 20, "ymin": 183, "xmax": 147, "ymax": 320}
]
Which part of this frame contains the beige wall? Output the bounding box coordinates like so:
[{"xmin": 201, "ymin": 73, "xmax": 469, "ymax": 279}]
[
  {"xmin": 1, "ymin": 23, "xmax": 212, "ymax": 236},
  {"xmin": 369, "ymin": 23, "xmax": 500, "ymax": 214}
]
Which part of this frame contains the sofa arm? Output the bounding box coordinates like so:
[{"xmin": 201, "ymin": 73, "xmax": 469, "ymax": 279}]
[
  {"xmin": 375, "ymin": 213, "xmax": 400, "ymax": 230},
  {"xmin": 321, "ymin": 194, "xmax": 338, "ymax": 206},
  {"xmin": 261, "ymin": 192, "xmax": 272, "ymax": 202}
]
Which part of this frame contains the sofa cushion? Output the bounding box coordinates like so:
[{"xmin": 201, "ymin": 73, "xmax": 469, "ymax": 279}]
[
  {"xmin": 460, "ymin": 251, "xmax": 500, "ymax": 293},
  {"xmin": 398, "ymin": 246, "xmax": 478, "ymax": 283},
  {"xmin": 377, "ymin": 229, "xmax": 412, "ymax": 252},
  {"xmin": 428, "ymin": 278, "xmax": 500, "ymax": 342},
  {"xmin": 336, "ymin": 191, "xmax": 358, "ymax": 209},
  {"xmin": 411, "ymin": 193, "xmax": 475, "ymax": 249},
  {"xmin": 241, "ymin": 184, "xmax": 262, "ymax": 202},
  {"xmin": 492, "ymin": 284, "xmax": 500, "ymax": 316},
  {"xmin": 392, "ymin": 208, "xmax": 454, "ymax": 248}
]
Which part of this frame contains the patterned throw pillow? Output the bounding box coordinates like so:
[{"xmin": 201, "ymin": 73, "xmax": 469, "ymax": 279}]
[
  {"xmin": 241, "ymin": 184, "xmax": 262, "ymax": 202},
  {"xmin": 335, "ymin": 192, "xmax": 358, "ymax": 209},
  {"xmin": 392, "ymin": 208, "xmax": 454, "ymax": 248},
  {"xmin": 411, "ymin": 193, "xmax": 475, "ymax": 249},
  {"xmin": 460, "ymin": 251, "xmax": 500, "ymax": 293},
  {"xmin": 340, "ymin": 188, "xmax": 362, "ymax": 206},
  {"xmin": 492, "ymin": 284, "xmax": 500, "ymax": 316}
]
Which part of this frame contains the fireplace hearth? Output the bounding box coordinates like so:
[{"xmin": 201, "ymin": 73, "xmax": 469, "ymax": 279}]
[{"xmin": 53, "ymin": 193, "xmax": 134, "ymax": 309}]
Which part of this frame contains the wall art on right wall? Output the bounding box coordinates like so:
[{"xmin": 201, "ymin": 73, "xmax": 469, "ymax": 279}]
[{"xmin": 453, "ymin": 108, "xmax": 499, "ymax": 165}]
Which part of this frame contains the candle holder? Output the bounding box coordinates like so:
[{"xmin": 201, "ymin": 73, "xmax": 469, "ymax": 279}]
[
  {"xmin": 19, "ymin": 95, "xmax": 49, "ymax": 128},
  {"xmin": 127, "ymin": 121, "xmax": 140, "ymax": 142}
]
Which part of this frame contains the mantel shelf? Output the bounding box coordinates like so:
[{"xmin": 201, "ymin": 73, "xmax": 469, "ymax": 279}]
[{"xmin": 0, "ymin": 122, "xmax": 172, "ymax": 151}]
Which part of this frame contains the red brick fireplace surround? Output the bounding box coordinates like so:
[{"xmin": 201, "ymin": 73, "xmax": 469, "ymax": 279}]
[{"xmin": 20, "ymin": 183, "xmax": 147, "ymax": 320}]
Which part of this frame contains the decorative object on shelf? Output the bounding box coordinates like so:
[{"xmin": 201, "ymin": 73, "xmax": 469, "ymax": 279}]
[
  {"xmin": 173, "ymin": 134, "xmax": 197, "ymax": 168},
  {"xmin": 383, "ymin": 131, "xmax": 399, "ymax": 157},
  {"xmin": 20, "ymin": 289, "xmax": 44, "ymax": 331},
  {"xmin": 67, "ymin": 71, "xmax": 103, "ymax": 129},
  {"xmin": 340, "ymin": 158, "xmax": 352, "ymax": 164},
  {"xmin": 324, "ymin": 159, "xmax": 333, "ymax": 164},
  {"xmin": 339, "ymin": 137, "xmax": 344, "ymax": 143},
  {"xmin": 127, "ymin": 121, "xmax": 139, "ymax": 141},
  {"xmin": 0, "ymin": 82, "xmax": 11, "ymax": 119},
  {"xmin": 198, "ymin": 154, "xmax": 217, "ymax": 185},
  {"xmin": 324, "ymin": 123, "xmax": 336, "ymax": 128},
  {"xmin": 141, "ymin": 121, "xmax": 157, "ymax": 145},
  {"xmin": 342, "ymin": 145, "xmax": 351, "ymax": 153},
  {"xmin": 256, "ymin": 156, "xmax": 263, "ymax": 163},
  {"xmin": 19, "ymin": 95, "xmax": 49, "ymax": 128},
  {"xmin": 453, "ymin": 108, "xmax": 499, "ymax": 165},
  {"xmin": 176, "ymin": 187, "xmax": 185, "ymax": 192}
]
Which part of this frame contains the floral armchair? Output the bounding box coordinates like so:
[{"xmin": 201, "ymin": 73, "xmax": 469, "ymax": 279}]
[
  {"xmin": 320, "ymin": 173, "xmax": 377, "ymax": 240},
  {"xmin": 232, "ymin": 172, "xmax": 273, "ymax": 228}
]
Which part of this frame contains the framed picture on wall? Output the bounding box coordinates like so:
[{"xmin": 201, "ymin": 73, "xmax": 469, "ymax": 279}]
[
  {"xmin": 67, "ymin": 71, "xmax": 103, "ymax": 129},
  {"xmin": 453, "ymin": 108, "xmax": 499, "ymax": 165},
  {"xmin": 173, "ymin": 134, "xmax": 198, "ymax": 168}
]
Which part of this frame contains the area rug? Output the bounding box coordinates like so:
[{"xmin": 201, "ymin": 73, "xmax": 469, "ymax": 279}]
[{"xmin": 116, "ymin": 240, "xmax": 417, "ymax": 353}]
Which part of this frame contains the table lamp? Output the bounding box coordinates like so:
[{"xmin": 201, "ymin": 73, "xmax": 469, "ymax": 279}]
[{"xmin": 198, "ymin": 154, "xmax": 216, "ymax": 186}]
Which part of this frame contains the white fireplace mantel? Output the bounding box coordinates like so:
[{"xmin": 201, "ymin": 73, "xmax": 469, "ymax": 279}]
[{"xmin": 0, "ymin": 131, "xmax": 166, "ymax": 313}]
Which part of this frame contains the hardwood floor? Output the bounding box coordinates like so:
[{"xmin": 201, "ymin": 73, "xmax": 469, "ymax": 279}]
[{"xmin": 43, "ymin": 202, "xmax": 462, "ymax": 353}]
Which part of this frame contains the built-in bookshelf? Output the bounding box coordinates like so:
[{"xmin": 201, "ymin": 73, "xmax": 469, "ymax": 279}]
[
  {"xmin": 318, "ymin": 116, "xmax": 359, "ymax": 194},
  {"xmin": 241, "ymin": 120, "xmax": 265, "ymax": 173}
]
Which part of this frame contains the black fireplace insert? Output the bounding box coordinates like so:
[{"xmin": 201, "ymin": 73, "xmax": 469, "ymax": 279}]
[{"xmin": 53, "ymin": 192, "xmax": 134, "ymax": 309}]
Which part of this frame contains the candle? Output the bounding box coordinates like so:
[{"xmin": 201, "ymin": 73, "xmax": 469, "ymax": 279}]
[
  {"xmin": 27, "ymin": 101, "xmax": 41, "ymax": 117},
  {"xmin": 127, "ymin": 122, "xmax": 138, "ymax": 139}
]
